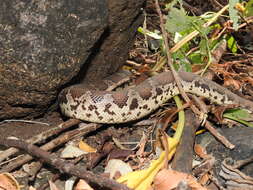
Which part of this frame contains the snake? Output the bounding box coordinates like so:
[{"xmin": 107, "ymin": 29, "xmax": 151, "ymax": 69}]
[{"xmin": 59, "ymin": 71, "xmax": 253, "ymax": 123}]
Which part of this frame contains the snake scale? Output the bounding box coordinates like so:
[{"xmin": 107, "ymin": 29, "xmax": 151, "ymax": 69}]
[{"xmin": 59, "ymin": 71, "xmax": 253, "ymax": 123}]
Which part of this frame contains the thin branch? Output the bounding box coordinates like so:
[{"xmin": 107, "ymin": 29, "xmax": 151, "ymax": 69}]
[
  {"xmin": 0, "ymin": 138, "xmax": 130, "ymax": 190},
  {"xmin": 0, "ymin": 123, "xmax": 102, "ymax": 172},
  {"xmin": 0, "ymin": 119, "xmax": 50, "ymax": 126},
  {"xmin": 0, "ymin": 119, "xmax": 80, "ymax": 163},
  {"xmin": 154, "ymin": 0, "xmax": 200, "ymax": 115},
  {"xmin": 204, "ymin": 121, "xmax": 235, "ymax": 149}
]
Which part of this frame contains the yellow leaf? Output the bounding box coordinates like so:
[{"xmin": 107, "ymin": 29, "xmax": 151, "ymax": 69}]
[
  {"xmin": 78, "ymin": 141, "xmax": 97, "ymax": 153},
  {"xmin": 117, "ymin": 137, "xmax": 179, "ymax": 190}
]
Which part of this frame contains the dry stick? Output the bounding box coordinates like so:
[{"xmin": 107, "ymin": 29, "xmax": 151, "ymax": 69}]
[
  {"xmin": 0, "ymin": 138, "xmax": 130, "ymax": 190},
  {"xmin": 233, "ymin": 156, "xmax": 253, "ymax": 169},
  {"xmin": 154, "ymin": 1, "xmax": 235, "ymax": 149},
  {"xmin": 191, "ymin": 95, "xmax": 235, "ymax": 149},
  {"xmin": 204, "ymin": 121, "xmax": 235, "ymax": 149},
  {"xmin": 0, "ymin": 119, "xmax": 50, "ymax": 126},
  {"xmin": 0, "ymin": 119, "xmax": 81, "ymax": 163},
  {"xmin": 154, "ymin": 0, "xmax": 200, "ymax": 116},
  {"xmin": 0, "ymin": 123, "xmax": 102, "ymax": 172},
  {"xmin": 37, "ymin": 155, "xmax": 85, "ymax": 190}
]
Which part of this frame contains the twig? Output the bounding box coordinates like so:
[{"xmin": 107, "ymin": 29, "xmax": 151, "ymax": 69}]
[
  {"xmin": 0, "ymin": 119, "xmax": 80, "ymax": 163},
  {"xmin": 0, "ymin": 123, "xmax": 102, "ymax": 172},
  {"xmin": 182, "ymin": 1, "xmax": 202, "ymax": 15},
  {"xmin": 233, "ymin": 156, "xmax": 253, "ymax": 169},
  {"xmin": 204, "ymin": 121, "xmax": 235, "ymax": 149},
  {"xmin": 161, "ymin": 102, "xmax": 192, "ymax": 131},
  {"xmin": 191, "ymin": 95, "xmax": 235, "ymax": 149},
  {"xmin": 0, "ymin": 138, "xmax": 130, "ymax": 190},
  {"xmin": 38, "ymin": 155, "xmax": 85, "ymax": 190},
  {"xmin": 153, "ymin": 3, "xmax": 235, "ymax": 149},
  {"xmin": 25, "ymin": 161, "xmax": 43, "ymax": 182},
  {"xmin": 0, "ymin": 119, "xmax": 50, "ymax": 126},
  {"xmin": 154, "ymin": 0, "xmax": 200, "ymax": 116}
]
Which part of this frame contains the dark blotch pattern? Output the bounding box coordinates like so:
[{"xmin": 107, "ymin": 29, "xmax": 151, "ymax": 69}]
[
  {"xmin": 143, "ymin": 104, "xmax": 148, "ymax": 109},
  {"xmin": 109, "ymin": 118, "xmax": 115, "ymax": 122},
  {"xmin": 138, "ymin": 85, "xmax": 152, "ymax": 100},
  {"xmin": 81, "ymin": 105, "xmax": 86, "ymax": 110},
  {"xmin": 70, "ymin": 104, "xmax": 79, "ymax": 111},
  {"xmin": 60, "ymin": 71, "xmax": 253, "ymax": 123},
  {"xmin": 156, "ymin": 87, "xmax": 163, "ymax": 96},
  {"xmin": 112, "ymin": 91, "xmax": 129, "ymax": 108},
  {"xmin": 86, "ymin": 113, "xmax": 91, "ymax": 118},
  {"xmin": 90, "ymin": 94, "xmax": 104, "ymax": 104},
  {"xmin": 130, "ymin": 98, "xmax": 138, "ymax": 110},
  {"xmin": 221, "ymin": 95, "xmax": 226, "ymax": 103},
  {"xmin": 104, "ymin": 103, "xmax": 116, "ymax": 115},
  {"xmin": 88, "ymin": 105, "xmax": 97, "ymax": 111},
  {"xmin": 201, "ymin": 83, "xmax": 210, "ymax": 92},
  {"xmin": 70, "ymin": 87, "xmax": 86, "ymax": 100},
  {"xmin": 194, "ymin": 81, "xmax": 201, "ymax": 88},
  {"xmin": 95, "ymin": 110, "xmax": 100, "ymax": 116}
]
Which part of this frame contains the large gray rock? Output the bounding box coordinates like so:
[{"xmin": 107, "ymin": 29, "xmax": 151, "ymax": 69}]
[{"xmin": 0, "ymin": 0, "xmax": 145, "ymax": 119}]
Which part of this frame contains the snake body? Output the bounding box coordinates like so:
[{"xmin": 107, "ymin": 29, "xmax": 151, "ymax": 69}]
[{"xmin": 59, "ymin": 71, "xmax": 253, "ymax": 123}]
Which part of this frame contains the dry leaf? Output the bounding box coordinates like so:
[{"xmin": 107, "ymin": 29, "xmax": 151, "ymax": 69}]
[
  {"xmin": 153, "ymin": 169, "xmax": 208, "ymax": 190},
  {"xmin": 199, "ymin": 173, "xmax": 210, "ymax": 185},
  {"xmin": 193, "ymin": 156, "xmax": 215, "ymax": 177},
  {"xmin": 194, "ymin": 144, "xmax": 208, "ymax": 159},
  {"xmin": 224, "ymin": 77, "xmax": 241, "ymax": 90},
  {"xmin": 212, "ymin": 104, "xmax": 237, "ymax": 123},
  {"xmin": 75, "ymin": 179, "xmax": 94, "ymax": 190},
  {"xmin": 104, "ymin": 159, "xmax": 133, "ymax": 179},
  {"xmin": 245, "ymin": 76, "xmax": 253, "ymax": 85},
  {"xmin": 0, "ymin": 173, "xmax": 20, "ymax": 190},
  {"xmin": 49, "ymin": 180, "xmax": 60, "ymax": 190},
  {"xmin": 61, "ymin": 145, "xmax": 87, "ymax": 158}
]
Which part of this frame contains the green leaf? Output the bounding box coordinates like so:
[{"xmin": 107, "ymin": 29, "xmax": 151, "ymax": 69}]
[
  {"xmin": 227, "ymin": 35, "xmax": 238, "ymax": 53},
  {"xmin": 166, "ymin": 7, "xmax": 194, "ymax": 33},
  {"xmin": 199, "ymin": 39, "xmax": 208, "ymax": 55},
  {"xmin": 245, "ymin": 0, "xmax": 253, "ymax": 16},
  {"xmin": 188, "ymin": 52, "xmax": 203, "ymax": 64},
  {"xmin": 223, "ymin": 108, "xmax": 253, "ymax": 127},
  {"xmin": 229, "ymin": 0, "xmax": 240, "ymax": 31},
  {"xmin": 180, "ymin": 61, "xmax": 192, "ymax": 72}
]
